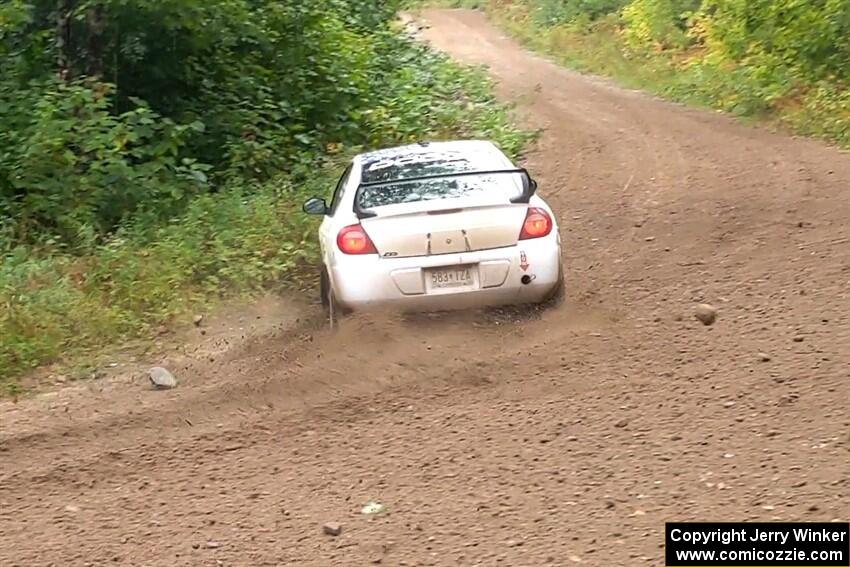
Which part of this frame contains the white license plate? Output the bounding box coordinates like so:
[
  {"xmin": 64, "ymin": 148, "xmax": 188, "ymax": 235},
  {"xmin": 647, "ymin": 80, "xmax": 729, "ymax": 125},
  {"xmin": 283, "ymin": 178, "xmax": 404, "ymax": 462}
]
[{"xmin": 427, "ymin": 266, "xmax": 474, "ymax": 289}]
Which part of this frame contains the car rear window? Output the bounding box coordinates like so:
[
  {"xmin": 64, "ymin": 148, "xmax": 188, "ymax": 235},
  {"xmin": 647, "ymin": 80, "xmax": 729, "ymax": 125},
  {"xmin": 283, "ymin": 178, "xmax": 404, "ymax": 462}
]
[
  {"xmin": 360, "ymin": 148, "xmax": 496, "ymax": 184},
  {"xmin": 356, "ymin": 172, "xmax": 523, "ymax": 209}
]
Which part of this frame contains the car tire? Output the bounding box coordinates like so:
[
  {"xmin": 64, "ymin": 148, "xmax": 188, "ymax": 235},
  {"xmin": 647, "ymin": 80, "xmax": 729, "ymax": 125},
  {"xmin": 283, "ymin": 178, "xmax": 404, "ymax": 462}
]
[
  {"xmin": 320, "ymin": 267, "xmax": 346, "ymax": 328},
  {"xmin": 320, "ymin": 267, "xmax": 330, "ymax": 310},
  {"xmin": 543, "ymin": 260, "xmax": 565, "ymax": 307}
]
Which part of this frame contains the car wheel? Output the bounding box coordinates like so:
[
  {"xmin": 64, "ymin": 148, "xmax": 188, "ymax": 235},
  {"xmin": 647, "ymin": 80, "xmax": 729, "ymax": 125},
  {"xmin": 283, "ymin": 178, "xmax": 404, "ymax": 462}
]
[
  {"xmin": 320, "ymin": 267, "xmax": 344, "ymax": 328},
  {"xmin": 320, "ymin": 267, "xmax": 330, "ymax": 309},
  {"xmin": 544, "ymin": 260, "xmax": 565, "ymax": 307}
]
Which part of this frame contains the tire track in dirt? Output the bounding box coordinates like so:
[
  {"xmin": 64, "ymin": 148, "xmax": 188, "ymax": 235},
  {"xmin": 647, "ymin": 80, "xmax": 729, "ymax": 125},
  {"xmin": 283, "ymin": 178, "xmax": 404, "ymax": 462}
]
[{"xmin": 1, "ymin": 9, "xmax": 849, "ymax": 566}]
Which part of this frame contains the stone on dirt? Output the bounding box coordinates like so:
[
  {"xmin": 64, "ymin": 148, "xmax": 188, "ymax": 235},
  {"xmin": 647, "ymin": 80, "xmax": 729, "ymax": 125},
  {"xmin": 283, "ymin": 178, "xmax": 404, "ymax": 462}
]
[
  {"xmin": 757, "ymin": 352, "xmax": 772, "ymax": 362},
  {"xmin": 361, "ymin": 502, "xmax": 385, "ymax": 515},
  {"xmin": 148, "ymin": 366, "xmax": 177, "ymax": 390},
  {"xmin": 193, "ymin": 314, "xmax": 204, "ymax": 326},
  {"xmin": 694, "ymin": 304, "xmax": 717, "ymax": 326},
  {"xmin": 322, "ymin": 522, "xmax": 342, "ymax": 536}
]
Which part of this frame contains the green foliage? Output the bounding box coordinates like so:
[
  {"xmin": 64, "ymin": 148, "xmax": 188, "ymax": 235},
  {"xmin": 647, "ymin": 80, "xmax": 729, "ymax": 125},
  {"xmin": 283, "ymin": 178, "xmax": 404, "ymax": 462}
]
[
  {"xmin": 411, "ymin": 0, "xmax": 488, "ymax": 7},
  {"xmin": 531, "ymin": 0, "xmax": 629, "ymax": 27},
  {"xmin": 0, "ymin": 178, "xmax": 317, "ymax": 384},
  {"xmin": 0, "ymin": 0, "xmax": 414, "ymax": 248},
  {"xmin": 474, "ymin": 0, "xmax": 850, "ymax": 150},
  {"xmin": 622, "ymin": 0, "xmax": 700, "ymax": 49},
  {"xmin": 360, "ymin": 35, "xmax": 532, "ymax": 155},
  {"xmin": 0, "ymin": 80, "xmax": 208, "ymax": 245},
  {"xmin": 695, "ymin": 0, "xmax": 850, "ymax": 83},
  {"xmin": 788, "ymin": 84, "xmax": 850, "ymax": 149},
  {"xmin": 0, "ymin": 1, "xmax": 531, "ymax": 386}
]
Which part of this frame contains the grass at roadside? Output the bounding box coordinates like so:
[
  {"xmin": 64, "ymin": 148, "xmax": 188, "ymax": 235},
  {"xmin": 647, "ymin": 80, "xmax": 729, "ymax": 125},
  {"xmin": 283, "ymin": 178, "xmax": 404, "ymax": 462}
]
[
  {"xmin": 1, "ymin": 181, "xmax": 318, "ymax": 395},
  {"xmin": 416, "ymin": 1, "xmax": 850, "ymax": 151},
  {"xmin": 0, "ymin": 40, "xmax": 534, "ymax": 393}
]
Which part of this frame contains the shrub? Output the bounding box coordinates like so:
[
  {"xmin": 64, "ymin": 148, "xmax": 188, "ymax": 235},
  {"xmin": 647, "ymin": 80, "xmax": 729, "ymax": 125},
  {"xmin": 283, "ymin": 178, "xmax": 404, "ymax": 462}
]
[
  {"xmin": 622, "ymin": 0, "xmax": 700, "ymax": 50},
  {"xmin": 0, "ymin": 1, "xmax": 533, "ymax": 386},
  {"xmin": 0, "ymin": 80, "xmax": 208, "ymax": 247}
]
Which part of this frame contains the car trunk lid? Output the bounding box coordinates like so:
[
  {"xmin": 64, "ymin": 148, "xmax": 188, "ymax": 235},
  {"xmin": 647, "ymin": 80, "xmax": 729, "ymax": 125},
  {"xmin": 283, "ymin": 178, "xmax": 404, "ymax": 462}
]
[{"xmin": 361, "ymin": 199, "xmax": 527, "ymax": 258}]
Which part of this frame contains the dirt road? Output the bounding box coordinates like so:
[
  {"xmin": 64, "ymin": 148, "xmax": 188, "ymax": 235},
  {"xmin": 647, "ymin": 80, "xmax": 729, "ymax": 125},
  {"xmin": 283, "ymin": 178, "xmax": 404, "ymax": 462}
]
[{"xmin": 1, "ymin": 9, "xmax": 848, "ymax": 566}]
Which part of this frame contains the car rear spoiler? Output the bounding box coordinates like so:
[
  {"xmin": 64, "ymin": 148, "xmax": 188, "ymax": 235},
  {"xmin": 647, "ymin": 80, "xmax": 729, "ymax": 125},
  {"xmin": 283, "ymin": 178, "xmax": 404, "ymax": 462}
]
[{"xmin": 353, "ymin": 168, "xmax": 538, "ymax": 220}]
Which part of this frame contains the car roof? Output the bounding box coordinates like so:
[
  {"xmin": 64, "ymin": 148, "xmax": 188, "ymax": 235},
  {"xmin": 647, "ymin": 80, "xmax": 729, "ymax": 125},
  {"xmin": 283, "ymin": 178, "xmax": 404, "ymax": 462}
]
[{"xmin": 355, "ymin": 140, "xmax": 513, "ymax": 184}]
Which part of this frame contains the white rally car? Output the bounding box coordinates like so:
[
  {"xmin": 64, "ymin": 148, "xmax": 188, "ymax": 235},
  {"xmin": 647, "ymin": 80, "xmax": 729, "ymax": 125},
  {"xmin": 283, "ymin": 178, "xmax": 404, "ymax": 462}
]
[{"xmin": 302, "ymin": 140, "xmax": 563, "ymax": 323}]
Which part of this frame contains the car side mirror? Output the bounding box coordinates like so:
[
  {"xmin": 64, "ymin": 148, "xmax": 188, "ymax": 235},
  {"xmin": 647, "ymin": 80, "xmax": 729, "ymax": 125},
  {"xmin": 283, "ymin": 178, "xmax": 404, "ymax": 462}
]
[{"xmin": 303, "ymin": 197, "xmax": 328, "ymax": 215}]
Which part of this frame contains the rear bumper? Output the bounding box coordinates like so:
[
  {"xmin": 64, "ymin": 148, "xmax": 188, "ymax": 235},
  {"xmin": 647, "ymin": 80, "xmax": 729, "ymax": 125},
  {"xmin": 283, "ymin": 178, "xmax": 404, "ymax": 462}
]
[{"xmin": 329, "ymin": 232, "xmax": 562, "ymax": 312}]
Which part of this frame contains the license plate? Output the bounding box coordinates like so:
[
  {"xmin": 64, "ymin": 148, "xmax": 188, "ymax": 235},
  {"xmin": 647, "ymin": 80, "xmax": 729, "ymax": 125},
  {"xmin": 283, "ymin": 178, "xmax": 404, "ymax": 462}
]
[{"xmin": 428, "ymin": 266, "xmax": 474, "ymax": 289}]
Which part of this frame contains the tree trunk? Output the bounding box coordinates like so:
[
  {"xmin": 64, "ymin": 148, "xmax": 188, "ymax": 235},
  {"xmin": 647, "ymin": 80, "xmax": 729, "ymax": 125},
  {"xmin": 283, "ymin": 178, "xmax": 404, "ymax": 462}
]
[
  {"xmin": 85, "ymin": 3, "xmax": 106, "ymax": 80},
  {"xmin": 56, "ymin": 0, "xmax": 75, "ymax": 81}
]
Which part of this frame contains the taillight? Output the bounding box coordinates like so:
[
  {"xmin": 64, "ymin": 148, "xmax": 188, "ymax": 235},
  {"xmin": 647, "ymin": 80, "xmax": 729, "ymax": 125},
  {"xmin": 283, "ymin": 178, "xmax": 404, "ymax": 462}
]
[
  {"xmin": 519, "ymin": 207, "xmax": 553, "ymax": 240},
  {"xmin": 336, "ymin": 224, "xmax": 377, "ymax": 255}
]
